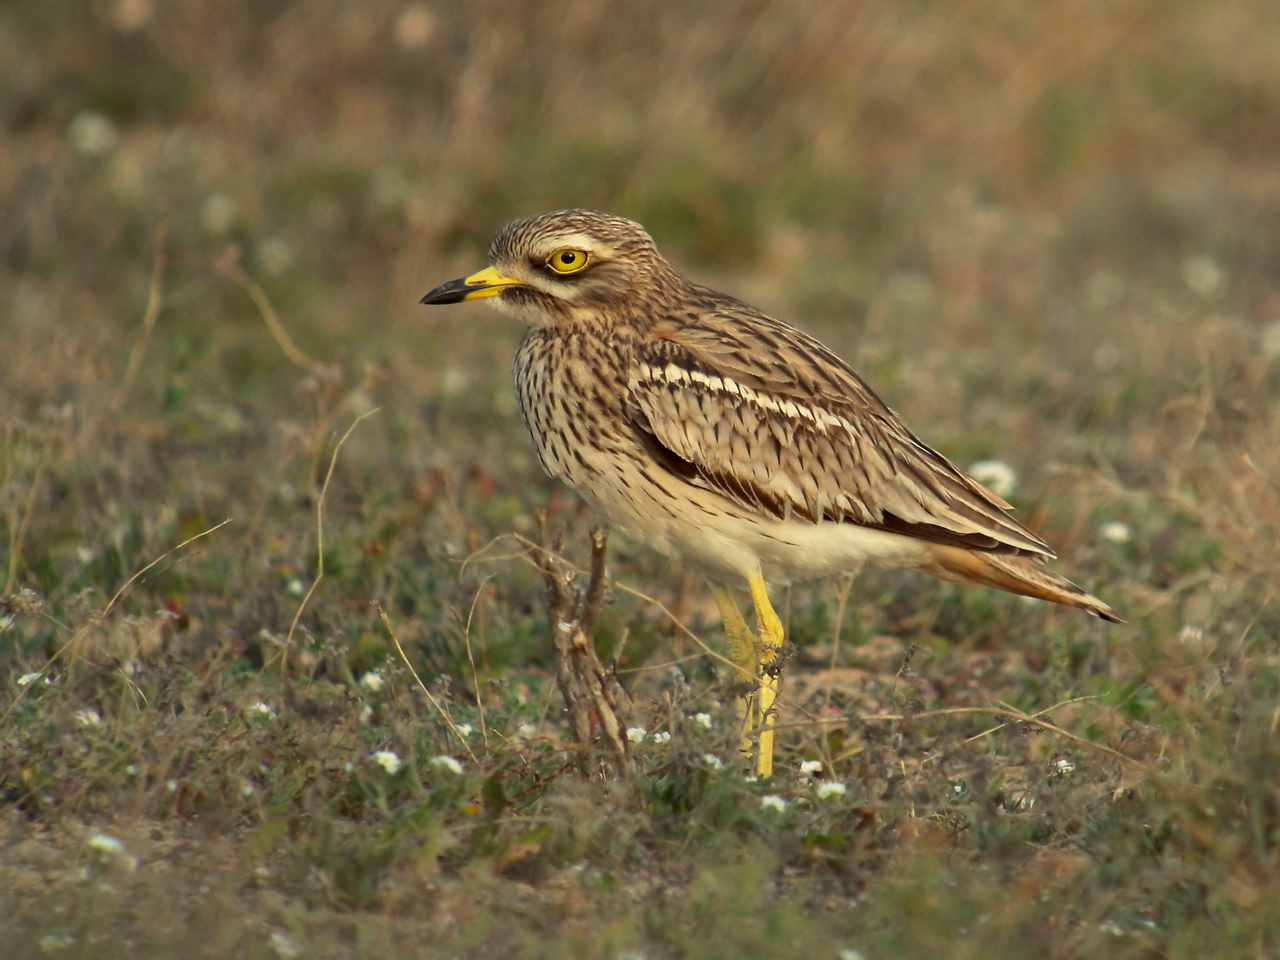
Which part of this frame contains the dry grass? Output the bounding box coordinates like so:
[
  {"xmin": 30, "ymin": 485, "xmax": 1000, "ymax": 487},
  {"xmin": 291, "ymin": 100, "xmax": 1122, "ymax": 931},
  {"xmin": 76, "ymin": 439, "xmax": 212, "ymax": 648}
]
[{"xmin": 3, "ymin": 1, "xmax": 1280, "ymax": 957}]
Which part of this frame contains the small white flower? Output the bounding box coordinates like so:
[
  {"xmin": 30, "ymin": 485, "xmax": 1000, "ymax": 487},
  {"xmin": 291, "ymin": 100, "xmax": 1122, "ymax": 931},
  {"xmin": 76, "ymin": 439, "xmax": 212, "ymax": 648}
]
[
  {"xmin": 694, "ymin": 713, "xmax": 713, "ymax": 729},
  {"xmin": 358, "ymin": 704, "xmax": 373, "ymax": 723},
  {"xmin": 17, "ymin": 672, "xmax": 43, "ymax": 687},
  {"xmin": 125, "ymin": 765, "xmax": 137, "ymax": 775},
  {"xmin": 799, "ymin": 759, "xmax": 824, "ymax": 774},
  {"xmin": 248, "ymin": 702, "xmax": 277, "ymax": 720},
  {"xmin": 201, "ymin": 193, "xmax": 238, "ymax": 234},
  {"xmin": 429, "ymin": 755, "xmax": 463, "ymax": 774},
  {"xmin": 816, "ymin": 782, "xmax": 847, "ymax": 800},
  {"xmin": 358, "ymin": 671, "xmax": 385, "ymax": 693},
  {"xmin": 372, "ymin": 750, "xmax": 401, "ymax": 774},
  {"xmin": 74, "ymin": 709, "xmax": 102, "ymax": 727},
  {"xmin": 166, "ymin": 780, "xmax": 178, "ymax": 791},
  {"xmin": 1178, "ymin": 624, "xmax": 1205, "ymax": 645},
  {"xmin": 287, "ymin": 579, "xmax": 305, "ymax": 596},
  {"xmin": 1181, "ymin": 255, "xmax": 1224, "ymax": 298},
  {"xmin": 1055, "ymin": 758, "xmax": 1076, "ymax": 774},
  {"xmin": 627, "ymin": 727, "xmax": 648, "ymax": 743},
  {"xmin": 838, "ymin": 950, "xmax": 867, "ymax": 960},
  {"xmin": 87, "ymin": 834, "xmax": 126, "ymax": 856},
  {"xmin": 87, "ymin": 833, "xmax": 135, "ymax": 871},
  {"xmin": 516, "ymin": 723, "xmax": 538, "ymax": 740},
  {"xmin": 1099, "ymin": 521, "xmax": 1131, "ymax": 544},
  {"xmin": 952, "ymin": 782, "xmax": 965, "ymax": 796},
  {"xmin": 761, "ymin": 794, "xmax": 788, "ymax": 813},
  {"xmin": 270, "ymin": 931, "xmax": 302, "ymax": 958},
  {"xmin": 67, "ymin": 112, "xmax": 119, "ymax": 155},
  {"xmin": 651, "ymin": 731, "xmax": 671, "ymax": 744},
  {"xmin": 456, "ymin": 723, "xmax": 474, "ymax": 737},
  {"xmin": 242, "ymin": 783, "xmax": 255, "ymax": 797},
  {"xmin": 970, "ymin": 460, "xmax": 1017, "ymax": 499},
  {"xmin": 701, "ymin": 754, "xmax": 725, "ymax": 770}
]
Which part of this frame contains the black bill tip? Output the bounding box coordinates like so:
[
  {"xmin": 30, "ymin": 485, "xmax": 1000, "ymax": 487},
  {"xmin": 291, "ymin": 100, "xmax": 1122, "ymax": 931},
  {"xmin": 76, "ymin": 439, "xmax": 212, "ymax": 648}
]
[{"xmin": 420, "ymin": 278, "xmax": 471, "ymax": 305}]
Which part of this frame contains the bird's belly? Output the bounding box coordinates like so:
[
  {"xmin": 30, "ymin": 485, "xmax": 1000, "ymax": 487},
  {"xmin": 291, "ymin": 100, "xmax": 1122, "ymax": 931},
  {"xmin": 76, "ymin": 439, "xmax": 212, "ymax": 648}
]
[
  {"xmin": 570, "ymin": 460, "xmax": 928, "ymax": 586},
  {"xmin": 734, "ymin": 517, "xmax": 930, "ymax": 584},
  {"xmin": 667, "ymin": 511, "xmax": 929, "ymax": 585}
]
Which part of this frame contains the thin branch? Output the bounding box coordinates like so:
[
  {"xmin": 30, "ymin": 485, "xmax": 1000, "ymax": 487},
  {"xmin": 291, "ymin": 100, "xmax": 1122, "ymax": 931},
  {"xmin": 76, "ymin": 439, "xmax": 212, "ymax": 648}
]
[
  {"xmin": 4, "ymin": 440, "xmax": 53, "ymax": 596},
  {"xmin": 113, "ymin": 222, "xmax": 168, "ymax": 411},
  {"xmin": 962, "ymin": 695, "xmax": 1101, "ymax": 743},
  {"xmin": 219, "ymin": 250, "xmax": 317, "ymax": 370},
  {"xmin": 512, "ymin": 531, "xmax": 763, "ymax": 683},
  {"xmin": 580, "ymin": 527, "xmax": 610, "ymax": 630},
  {"xmin": 103, "ymin": 518, "xmax": 233, "ymax": 618},
  {"xmin": 376, "ymin": 603, "xmax": 477, "ymax": 761},
  {"xmin": 611, "ymin": 581, "xmax": 740, "ymax": 671},
  {"xmin": 763, "ymin": 702, "xmax": 1150, "ymax": 771},
  {"xmin": 462, "ymin": 576, "xmax": 492, "ymax": 749},
  {"xmin": 615, "ymin": 653, "xmax": 708, "ymax": 674},
  {"xmin": 285, "ymin": 409, "xmax": 381, "ymax": 659}
]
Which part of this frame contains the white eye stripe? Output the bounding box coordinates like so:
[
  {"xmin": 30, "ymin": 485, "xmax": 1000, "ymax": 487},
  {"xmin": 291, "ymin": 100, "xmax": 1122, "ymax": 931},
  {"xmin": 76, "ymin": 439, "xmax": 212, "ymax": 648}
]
[{"xmin": 537, "ymin": 233, "xmax": 609, "ymax": 262}]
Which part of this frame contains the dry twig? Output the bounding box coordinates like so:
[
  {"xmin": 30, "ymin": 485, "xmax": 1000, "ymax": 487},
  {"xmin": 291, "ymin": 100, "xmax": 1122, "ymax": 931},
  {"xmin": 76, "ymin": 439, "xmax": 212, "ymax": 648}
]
[
  {"xmin": 517, "ymin": 515, "xmax": 631, "ymax": 773},
  {"xmin": 113, "ymin": 222, "xmax": 168, "ymax": 411},
  {"xmin": 218, "ymin": 247, "xmax": 318, "ymax": 370},
  {"xmin": 376, "ymin": 602, "xmax": 478, "ymax": 761},
  {"xmin": 285, "ymin": 409, "xmax": 381, "ymax": 659}
]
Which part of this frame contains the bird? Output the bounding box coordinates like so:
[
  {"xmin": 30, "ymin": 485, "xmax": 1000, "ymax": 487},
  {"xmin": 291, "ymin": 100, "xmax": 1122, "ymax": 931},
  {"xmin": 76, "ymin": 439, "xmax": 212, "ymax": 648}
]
[{"xmin": 421, "ymin": 209, "xmax": 1122, "ymax": 777}]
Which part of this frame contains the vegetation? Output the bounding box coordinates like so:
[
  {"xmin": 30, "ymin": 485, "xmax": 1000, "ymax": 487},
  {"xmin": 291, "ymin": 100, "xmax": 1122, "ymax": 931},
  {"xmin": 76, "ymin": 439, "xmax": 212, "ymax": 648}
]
[{"xmin": 3, "ymin": 1, "xmax": 1279, "ymax": 956}]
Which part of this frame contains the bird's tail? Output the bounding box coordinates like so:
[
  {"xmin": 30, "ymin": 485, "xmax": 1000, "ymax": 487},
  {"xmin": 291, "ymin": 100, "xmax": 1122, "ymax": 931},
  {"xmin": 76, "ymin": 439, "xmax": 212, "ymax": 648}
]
[{"xmin": 915, "ymin": 545, "xmax": 1123, "ymax": 623}]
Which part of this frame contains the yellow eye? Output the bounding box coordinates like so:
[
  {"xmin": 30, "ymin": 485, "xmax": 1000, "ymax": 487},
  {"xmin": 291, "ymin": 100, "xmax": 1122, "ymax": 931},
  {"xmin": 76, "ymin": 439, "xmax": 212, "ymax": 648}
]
[{"xmin": 546, "ymin": 248, "xmax": 590, "ymax": 275}]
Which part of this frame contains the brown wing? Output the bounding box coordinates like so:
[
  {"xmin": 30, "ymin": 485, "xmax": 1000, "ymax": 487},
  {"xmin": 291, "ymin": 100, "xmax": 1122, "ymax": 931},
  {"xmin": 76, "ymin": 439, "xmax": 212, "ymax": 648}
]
[{"xmin": 624, "ymin": 303, "xmax": 1053, "ymax": 557}]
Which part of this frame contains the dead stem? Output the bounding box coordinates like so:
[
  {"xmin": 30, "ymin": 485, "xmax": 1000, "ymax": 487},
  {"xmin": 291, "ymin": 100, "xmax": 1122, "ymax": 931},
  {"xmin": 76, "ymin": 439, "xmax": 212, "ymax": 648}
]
[
  {"xmin": 218, "ymin": 248, "xmax": 318, "ymax": 371},
  {"xmin": 375, "ymin": 602, "xmax": 478, "ymax": 761},
  {"xmin": 112, "ymin": 222, "xmax": 168, "ymax": 412},
  {"xmin": 285, "ymin": 409, "xmax": 381, "ymax": 661},
  {"xmin": 517, "ymin": 516, "xmax": 630, "ymax": 774}
]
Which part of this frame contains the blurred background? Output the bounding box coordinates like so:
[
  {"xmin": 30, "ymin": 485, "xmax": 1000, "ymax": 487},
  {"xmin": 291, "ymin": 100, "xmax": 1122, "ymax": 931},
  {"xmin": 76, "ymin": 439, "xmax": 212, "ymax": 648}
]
[{"xmin": 3, "ymin": 0, "xmax": 1279, "ymax": 688}]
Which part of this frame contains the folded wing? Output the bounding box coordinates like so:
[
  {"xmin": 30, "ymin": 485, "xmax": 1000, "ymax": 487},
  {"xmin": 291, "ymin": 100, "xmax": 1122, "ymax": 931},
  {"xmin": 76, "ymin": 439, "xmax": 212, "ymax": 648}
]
[{"xmin": 624, "ymin": 305, "xmax": 1053, "ymax": 558}]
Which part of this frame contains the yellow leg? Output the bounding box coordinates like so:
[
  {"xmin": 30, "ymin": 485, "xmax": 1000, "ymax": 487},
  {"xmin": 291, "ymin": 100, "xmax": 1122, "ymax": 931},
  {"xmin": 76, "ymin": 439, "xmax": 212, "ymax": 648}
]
[
  {"xmin": 713, "ymin": 585, "xmax": 759, "ymax": 760},
  {"xmin": 748, "ymin": 575, "xmax": 785, "ymax": 778}
]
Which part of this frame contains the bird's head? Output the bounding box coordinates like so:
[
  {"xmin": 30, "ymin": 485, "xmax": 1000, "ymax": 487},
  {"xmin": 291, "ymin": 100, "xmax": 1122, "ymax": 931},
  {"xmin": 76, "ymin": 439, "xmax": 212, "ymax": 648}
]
[{"xmin": 420, "ymin": 209, "xmax": 670, "ymax": 327}]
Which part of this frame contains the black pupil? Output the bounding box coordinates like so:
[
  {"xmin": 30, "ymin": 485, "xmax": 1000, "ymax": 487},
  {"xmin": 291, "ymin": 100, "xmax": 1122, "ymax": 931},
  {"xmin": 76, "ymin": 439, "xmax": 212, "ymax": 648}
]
[{"xmin": 560, "ymin": 252, "xmax": 575, "ymax": 265}]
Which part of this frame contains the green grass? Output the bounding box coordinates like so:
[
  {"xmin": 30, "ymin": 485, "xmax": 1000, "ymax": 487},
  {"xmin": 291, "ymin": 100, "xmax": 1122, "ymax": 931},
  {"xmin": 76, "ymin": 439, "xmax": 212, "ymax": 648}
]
[{"xmin": 4, "ymin": 1, "xmax": 1280, "ymax": 957}]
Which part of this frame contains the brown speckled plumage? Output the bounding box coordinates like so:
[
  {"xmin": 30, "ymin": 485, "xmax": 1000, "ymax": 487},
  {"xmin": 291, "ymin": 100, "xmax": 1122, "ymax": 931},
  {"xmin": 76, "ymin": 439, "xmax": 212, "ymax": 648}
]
[{"xmin": 422, "ymin": 209, "xmax": 1121, "ymax": 773}]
